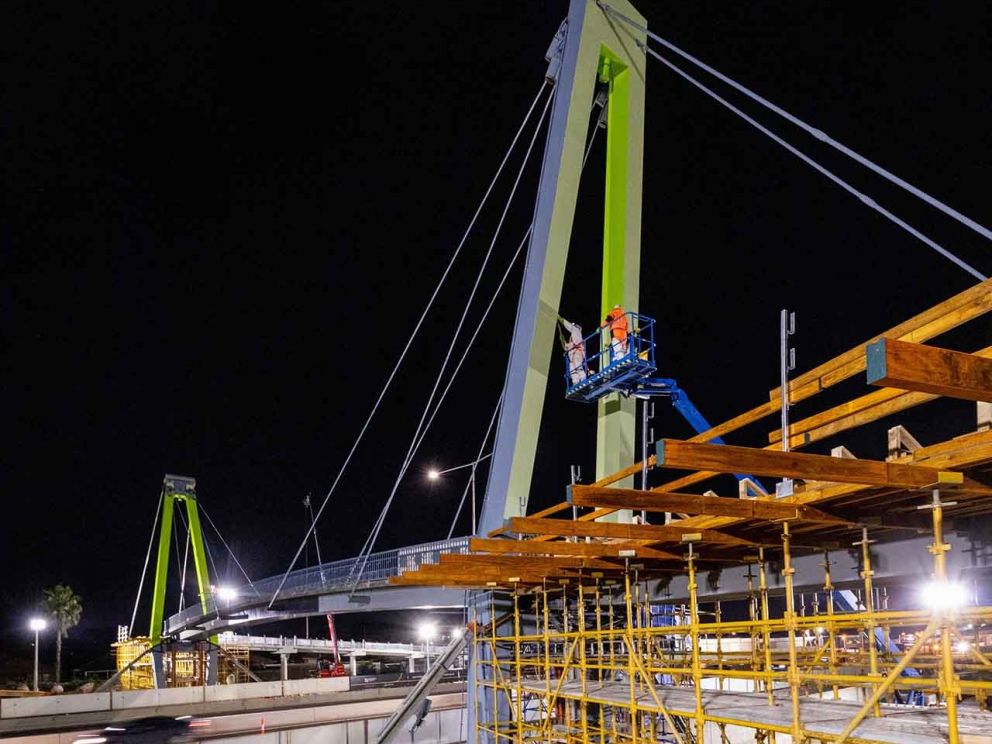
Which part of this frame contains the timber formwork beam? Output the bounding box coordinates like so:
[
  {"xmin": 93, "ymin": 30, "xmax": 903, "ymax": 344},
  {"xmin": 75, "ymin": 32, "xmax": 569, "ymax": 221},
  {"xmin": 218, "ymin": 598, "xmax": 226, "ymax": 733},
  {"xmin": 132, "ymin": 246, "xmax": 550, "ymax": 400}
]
[
  {"xmin": 469, "ymin": 537, "xmax": 681, "ymax": 561},
  {"xmin": 507, "ymin": 515, "xmax": 756, "ymax": 546},
  {"xmin": 866, "ymin": 338, "xmax": 992, "ymax": 402},
  {"xmin": 566, "ymin": 484, "xmax": 850, "ymax": 523},
  {"xmin": 653, "ymin": 439, "xmax": 987, "ymax": 492}
]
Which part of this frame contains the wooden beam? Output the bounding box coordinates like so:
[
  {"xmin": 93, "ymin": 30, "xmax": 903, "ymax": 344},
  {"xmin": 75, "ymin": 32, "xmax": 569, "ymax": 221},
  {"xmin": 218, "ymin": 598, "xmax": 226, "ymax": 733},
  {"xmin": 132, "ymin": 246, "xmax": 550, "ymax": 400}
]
[
  {"xmin": 508, "ymin": 516, "xmax": 755, "ymax": 546},
  {"xmin": 567, "ymin": 485, "xmax": 849, "ymax": 524},
  {"xmin": 390, "ymin": 573, "xmax": 541, "ymax": 587},
  {"xmin": 770, "ymin": 279, "xmax": 992, "ymax": 406},
  {"xmin": 469, "ymin": 537, "xmax": 681, "ymax": 561},
  {"xmin": 439, "ymin": 553, "xmax": 620, "ymax": 571},
  {"xmin": 586, "ymin": 282, "xmax": 992, "ymax": 509},
  {"xmin": 866, "ymin": 338, "xmax": 992, "ymax": 402},
  {"xmin": 654, "ymin": 439, "xmax": 968, "ymax": 490}
]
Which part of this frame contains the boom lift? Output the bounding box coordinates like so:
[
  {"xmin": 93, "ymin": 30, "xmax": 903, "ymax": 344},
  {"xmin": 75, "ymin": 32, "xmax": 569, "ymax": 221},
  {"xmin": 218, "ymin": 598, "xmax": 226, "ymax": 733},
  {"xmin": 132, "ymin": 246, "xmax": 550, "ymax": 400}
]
[{"xmin": 564, "ymin": 311, "xmax": 764, "ymax": 489}]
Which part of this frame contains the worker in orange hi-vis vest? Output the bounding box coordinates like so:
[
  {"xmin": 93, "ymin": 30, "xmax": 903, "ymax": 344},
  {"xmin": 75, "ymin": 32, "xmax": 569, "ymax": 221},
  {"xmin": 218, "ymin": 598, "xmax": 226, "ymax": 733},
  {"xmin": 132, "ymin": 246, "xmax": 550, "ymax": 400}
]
[{"xmin": 601, "ymin": 304, "xmax": 629, "ymax": 361}]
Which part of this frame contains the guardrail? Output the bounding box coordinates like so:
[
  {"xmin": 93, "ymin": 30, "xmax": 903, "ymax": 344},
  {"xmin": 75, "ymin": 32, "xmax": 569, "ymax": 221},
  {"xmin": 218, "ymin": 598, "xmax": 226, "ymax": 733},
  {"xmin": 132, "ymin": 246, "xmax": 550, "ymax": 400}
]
[
  {"xmin": 165, "ymin": 536, "xmax": 471, "ymax": 635},
  {"xmin": 218, "ymin": 634, "xmax": 432, "ymax": 656}
]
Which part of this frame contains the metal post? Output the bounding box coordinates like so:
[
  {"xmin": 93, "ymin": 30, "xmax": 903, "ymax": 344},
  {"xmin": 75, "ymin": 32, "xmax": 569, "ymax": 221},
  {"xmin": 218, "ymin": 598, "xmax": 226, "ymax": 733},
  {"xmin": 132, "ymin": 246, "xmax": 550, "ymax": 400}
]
[
  {"xmin": 758, "ymin": 548, "xmax": 774, "ymax": 704},
  {"xmin": 858, "ymin": 528, "xmax": 881, "ymax": 714},
  {"xmin": 928, "ymin": 489, "xmax": 961, "ymax": 744},
  {"xmin": 513, "ymin": 591, "xmax": 524, "ymax": 744},
  {"xmin": 777, "ymin": 310, "xmax": 796, "ymax": 498},
  {"xmin": 33, "ymin": 628, "xmax": 40, "ymax": 692},
  {"xmin": 624, "ymin": 568, "xmax": 639, "ymax": 744},
  {"xmin": 640, "ymin": 399, "xmax": 653, "ymax": 524},
  {"xmin": 780, "ymin": 522, "xmax": 802, "ymax": 744},
  {"xmin": 823, "ymin": 552, "xmax": 839, "ymax": 700},
  {"xmin": 686, "ymin": 543, "xmax": 704, "ymax": 744},
  {"xmin": 779, "ymin": 309, "xmax": 795, "ymax": 452}
]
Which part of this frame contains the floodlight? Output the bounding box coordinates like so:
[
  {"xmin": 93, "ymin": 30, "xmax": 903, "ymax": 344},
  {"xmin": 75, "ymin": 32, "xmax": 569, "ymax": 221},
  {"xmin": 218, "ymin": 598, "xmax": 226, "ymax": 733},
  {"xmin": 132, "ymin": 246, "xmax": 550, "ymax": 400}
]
[
  {"xmin": 921, "ymin": 580, "xmax": 968, "ymax": 611},
  {"xmin": 418, "ymin": 622, "xmax": 437, "ymax": 642}
]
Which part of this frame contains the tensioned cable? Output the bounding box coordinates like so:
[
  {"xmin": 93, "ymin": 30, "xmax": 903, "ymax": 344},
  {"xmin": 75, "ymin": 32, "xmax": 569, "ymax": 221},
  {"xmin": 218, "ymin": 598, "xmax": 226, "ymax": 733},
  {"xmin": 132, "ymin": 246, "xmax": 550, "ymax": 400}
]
[
  {"xmin": 172, "ymin": 509, "xmax": 184, "ymax": 595},
  {"xmin": 358, "ymin": 90, "xmax": 606, "ymax": 571},
  {"xmin": 348, "ymin": 227, "xmax": 531, "ymax": 581},
  {"xmin": 178, "ymin": 528, "xmax": 191, "ymax": 613},
  {"xmin": 637, "ymin": 42, "xmax": 986, "ymax": 280},
  {"xmin": 598, "ymin": 2, "xmax": 992, "ymax": 246},
  {"xmin": 447, "ymin": 393, "xmax": 503, "ymax": 539},
  {"xmin": 434, "ymin": 105, "xmax": 603, "ymax": 541},
  {"xmin": 199, "ymin": 503, "xmax": 259, "ymax": 595},
  {"xmin": 129, "ymin": 491, "xmax": 163, "ymax": 636},
  {"xmin": 268, "ymin": 80, "xmax": 551, "ymax": 608},
  {"xmin": 178, "ymin": 507, "xmax": 222, "ymax": 593},
  {"xmin": 348, "ymin": 89, "xmax": 552, "ymax": 589}
]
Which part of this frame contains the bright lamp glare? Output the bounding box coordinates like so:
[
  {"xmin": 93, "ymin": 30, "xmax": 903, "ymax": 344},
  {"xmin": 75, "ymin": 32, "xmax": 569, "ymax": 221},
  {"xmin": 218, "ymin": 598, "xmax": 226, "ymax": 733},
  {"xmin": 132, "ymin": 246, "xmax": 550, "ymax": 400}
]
[
  {"xmin": 418, "ymin": 622, "xmax": 437, "ymax": 642},
  {"xmin": 29, "ymin": 618, "xmax": 47, "ymax": 632},
  {"xmin": 427, "ymin": 469, "xmax": 440, "ymax": 481},
  {"xmin": 451, "ymin": 627, "xmax": 464, "ymax": 639},
  {"xmin": 921, "ymin": 581, "xmax": 968, "ymax": 610},
  {"xmin": 955, "ymin": 640, "xmax": 971, "ymax": 654},
  {"xmin": 217, "ymin": 586, "xmax": 237, "ymax": 601}
]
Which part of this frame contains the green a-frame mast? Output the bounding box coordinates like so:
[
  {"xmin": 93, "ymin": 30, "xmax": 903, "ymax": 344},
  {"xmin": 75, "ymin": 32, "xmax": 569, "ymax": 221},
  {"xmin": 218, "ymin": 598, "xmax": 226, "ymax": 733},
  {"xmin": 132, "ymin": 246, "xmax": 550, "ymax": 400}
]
[{"xmin": 148, "ymin": 474, "xmax": 213, "ymax": 645}]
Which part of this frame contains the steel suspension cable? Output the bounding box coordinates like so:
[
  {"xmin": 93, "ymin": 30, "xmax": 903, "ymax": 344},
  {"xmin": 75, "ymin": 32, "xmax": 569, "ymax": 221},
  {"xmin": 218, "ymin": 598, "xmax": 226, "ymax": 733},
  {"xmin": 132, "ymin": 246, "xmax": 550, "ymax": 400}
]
[
  {"xmin": 447, "ymin": 392, "xmax": 503, "ymax": 539},
  {"xmin": 441, "ymin": 109, "xmax": 602, "ymax": 541},
  {"xmin": 637, "ymin": 41, "xmax": 986, "ymax": 280},
  {"xmin": 267, "ymin": 80, "xmax": 550, "ymax": 608},
  {"xmin": 363, "ymin": 92, "xmax": 604, "ymax": 565},
  {"xmin": 348, "ymin": 225, "xmax": 531, "ymax": 580},
  {"xmin": 349, "ymin": 88, "xmax": 553, "ymax": 589},
  {"xmin": 348, "ymin": 92, "xmax": 551, "ymax": 586},
  {"xmin": 178, "ymin": 528, "xmax": 191, "ymax": 612},
  {"xmin": 599, "ymin": 2, "xmax": 992, "ymax": 245},
  {"xmin": 129, "ymin": 491, "xmax": 163, "ymax": 636},
  {"xmin": 199, "ymin": 503, "xmax": 260, "ymax": 595}
]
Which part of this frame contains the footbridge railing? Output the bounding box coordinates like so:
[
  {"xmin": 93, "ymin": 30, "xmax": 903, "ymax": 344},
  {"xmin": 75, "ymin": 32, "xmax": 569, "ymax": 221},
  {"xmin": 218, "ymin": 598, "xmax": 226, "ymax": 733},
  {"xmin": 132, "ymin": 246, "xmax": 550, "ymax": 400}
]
[{"xmin": 164, "ymin": 536, "xmax": 471, "ymax": 636}]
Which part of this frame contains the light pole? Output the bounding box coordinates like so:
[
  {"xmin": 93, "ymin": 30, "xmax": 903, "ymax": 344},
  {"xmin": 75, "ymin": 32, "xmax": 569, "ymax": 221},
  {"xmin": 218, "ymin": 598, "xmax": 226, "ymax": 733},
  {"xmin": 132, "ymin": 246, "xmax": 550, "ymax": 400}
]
[
  {"xmin": 426, "ymin": 453, "xmax": 492, "ymax": 534},
  {"xmin": 29, "ymin": 618, "xmax": 46, "ymax": 692}
]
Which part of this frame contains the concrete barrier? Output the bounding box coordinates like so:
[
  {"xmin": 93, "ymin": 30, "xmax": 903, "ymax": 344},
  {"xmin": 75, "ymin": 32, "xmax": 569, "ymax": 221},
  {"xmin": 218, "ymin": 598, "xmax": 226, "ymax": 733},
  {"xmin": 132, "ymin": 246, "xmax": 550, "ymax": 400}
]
[
  {"xmin": 0, "ymin": 675, "xmax": 351, "ymax": 721},
  {"xmin": 111, "ymin": 685, "xmax": 202, "ymax": 709},
  {"xmin": 205, "ymin": 680, "xmax": 282, "ymax": 703},
  {"xmin": 0, "ymin": 693, "xmax": 112, "ymax": 718},
  {"xmin": 283, "ymin": 677, "xmax": 348, "ymax": 696}
]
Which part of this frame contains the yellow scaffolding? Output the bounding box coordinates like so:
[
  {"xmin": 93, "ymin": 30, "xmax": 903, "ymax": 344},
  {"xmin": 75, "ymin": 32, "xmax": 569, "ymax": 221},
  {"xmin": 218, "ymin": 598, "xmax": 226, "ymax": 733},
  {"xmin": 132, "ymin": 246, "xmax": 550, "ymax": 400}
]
[{"xmin": 470, "ymin": 491, "xmax": 992, "ymax": 744}]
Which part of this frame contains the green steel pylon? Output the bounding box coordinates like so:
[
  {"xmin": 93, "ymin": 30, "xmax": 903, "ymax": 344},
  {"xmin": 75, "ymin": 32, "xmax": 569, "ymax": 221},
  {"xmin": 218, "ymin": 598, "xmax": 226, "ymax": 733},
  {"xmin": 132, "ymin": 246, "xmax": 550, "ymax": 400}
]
[{"xmin": 148, "ymin": 474, "xmax": 212, "ymax": 644}]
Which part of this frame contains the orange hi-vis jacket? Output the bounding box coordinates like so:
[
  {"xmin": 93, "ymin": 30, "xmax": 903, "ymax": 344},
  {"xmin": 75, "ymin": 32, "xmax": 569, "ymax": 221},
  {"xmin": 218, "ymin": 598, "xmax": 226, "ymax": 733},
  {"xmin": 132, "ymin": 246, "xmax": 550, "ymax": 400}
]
[{"xmin": 606, "ymin": 306, "xmax": 629, "ymax": 341}]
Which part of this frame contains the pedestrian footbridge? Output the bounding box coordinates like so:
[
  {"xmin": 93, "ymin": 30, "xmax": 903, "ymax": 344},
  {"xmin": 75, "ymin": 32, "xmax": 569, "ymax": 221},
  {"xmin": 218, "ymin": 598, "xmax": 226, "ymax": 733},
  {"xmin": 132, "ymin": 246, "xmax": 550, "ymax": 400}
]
[{"xmin": 164, "ymin": 537, "xmax": 471, "ymax": 639}]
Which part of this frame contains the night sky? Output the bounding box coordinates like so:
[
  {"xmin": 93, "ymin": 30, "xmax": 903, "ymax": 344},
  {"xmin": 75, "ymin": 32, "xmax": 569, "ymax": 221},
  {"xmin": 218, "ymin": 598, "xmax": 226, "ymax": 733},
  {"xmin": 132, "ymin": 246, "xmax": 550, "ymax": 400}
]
[{"xmin": 3, "ymin": 1, "xmax": 990, "ymax": 673}]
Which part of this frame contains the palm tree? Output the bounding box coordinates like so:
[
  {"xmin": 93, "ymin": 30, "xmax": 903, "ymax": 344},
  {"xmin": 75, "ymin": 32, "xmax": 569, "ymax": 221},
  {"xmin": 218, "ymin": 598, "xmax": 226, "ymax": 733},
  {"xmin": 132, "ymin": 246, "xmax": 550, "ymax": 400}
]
[{"xmin": 42, "ymin": 584, "xmax": 82, "ymax": 684}]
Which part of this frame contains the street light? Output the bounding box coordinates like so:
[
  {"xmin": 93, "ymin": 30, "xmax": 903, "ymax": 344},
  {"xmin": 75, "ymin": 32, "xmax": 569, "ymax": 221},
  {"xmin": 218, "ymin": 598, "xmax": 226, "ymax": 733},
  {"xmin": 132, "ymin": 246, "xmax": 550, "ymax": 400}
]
[
  {"xmin": 425, "ymin": 453, "xmax": 493, "ymax": 533},
  {"xmin": 418, "ymin": 622, "xmax": 437, "ymax": 671},
  {"xmin": 425, "ymin": 453, "xmax": 493, "ymax": 481},
  {"xmin": 29, "ymin": 618, "xmax": 47, "ymax": 692}
]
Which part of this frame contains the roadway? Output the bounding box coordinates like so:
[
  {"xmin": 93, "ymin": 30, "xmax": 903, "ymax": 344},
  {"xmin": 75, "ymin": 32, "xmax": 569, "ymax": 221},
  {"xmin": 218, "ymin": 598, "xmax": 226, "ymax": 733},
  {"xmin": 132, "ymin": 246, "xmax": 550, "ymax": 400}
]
[{"xmin": 2, "ymin": 681, "xmax": 467, "ymax": 744}]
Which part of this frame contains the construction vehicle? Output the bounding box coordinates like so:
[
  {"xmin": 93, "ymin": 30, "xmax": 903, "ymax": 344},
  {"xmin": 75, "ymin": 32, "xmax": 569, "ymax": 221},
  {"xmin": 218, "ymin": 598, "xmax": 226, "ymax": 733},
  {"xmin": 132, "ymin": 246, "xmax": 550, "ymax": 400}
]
[{"xmin": 318, "ymin": 614, "xmax": 347, "ymax": 678}]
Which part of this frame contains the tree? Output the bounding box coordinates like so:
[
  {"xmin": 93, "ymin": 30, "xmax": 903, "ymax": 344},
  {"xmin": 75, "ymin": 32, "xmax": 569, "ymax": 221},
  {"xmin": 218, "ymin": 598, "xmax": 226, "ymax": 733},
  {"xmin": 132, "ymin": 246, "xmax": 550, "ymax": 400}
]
[{"xmin": 42, "ymin": 584, "xmax": 82, "ymax": 684}]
